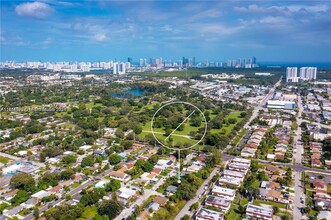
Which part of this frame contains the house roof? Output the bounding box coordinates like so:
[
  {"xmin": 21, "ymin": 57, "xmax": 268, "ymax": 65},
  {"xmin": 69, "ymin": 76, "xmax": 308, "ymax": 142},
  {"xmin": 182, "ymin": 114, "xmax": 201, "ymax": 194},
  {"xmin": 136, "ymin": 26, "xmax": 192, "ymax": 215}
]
[
  {"xmin": 152, "ymin": 168, "xmax": 162, "ymax": 175},
  {"xmin": 269, "ymin": 182, "xmax": 280, "ymax": 189},
  {"xmin": 49, "ymin": 185, "xmax": 62, "ymax": 193},
  {"xmin": 312, "ymin": 180, "xmax": 325, "ymax": 189},
  {"xmin": 267, "ymin": 189, "xmax": 282, "ymax": 199},
  {"xmin": 5, "ymin": 189, "xmax": 19, "ymax": 197},
  {"xmin": 153, "ymin": 196, "xmax": 168, "ymax": 206},
  {"xmin": 138, "ymin": 210, "xmax": 150, "ymax": 219},
  {"xmin": 266, "ymin": 165, "xmax": 280, "ymax": 173},
  {"xmin": 110, "ymin": 171, "xmax": 126, "ymax": 179}
]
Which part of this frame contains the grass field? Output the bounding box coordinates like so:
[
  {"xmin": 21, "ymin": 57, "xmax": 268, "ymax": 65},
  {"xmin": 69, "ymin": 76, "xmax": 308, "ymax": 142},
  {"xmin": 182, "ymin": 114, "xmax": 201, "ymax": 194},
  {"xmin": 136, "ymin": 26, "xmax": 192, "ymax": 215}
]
[
  {"xmin": 0, "ymin": 156, "xmax": 10, "ymax": 165},
  {"xmin": 139, "ymin": 109, "xmax": 244, "ymax": 147},
  {"xmin": 252, "ymin": 199, "xmax": 287, "ymax": 209},
  {"xmin": 78, "ymin": 206, "xmax": 98, "ymax": 220}
]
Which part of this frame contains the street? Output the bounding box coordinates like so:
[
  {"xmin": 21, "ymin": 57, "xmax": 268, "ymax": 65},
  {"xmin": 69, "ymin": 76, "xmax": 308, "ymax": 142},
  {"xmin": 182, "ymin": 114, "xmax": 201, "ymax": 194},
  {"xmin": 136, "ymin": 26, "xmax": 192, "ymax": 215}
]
[
  {"xmin": 292, "ymin": 95, "xmax": 305, "ymax": 220},
  {"xmin": 174, "ymin": 168, "xmax": 218, "ymax": 220},
  {"xmin": 115, "ymin": 170, "xmax": 176, "ymax": 220}
]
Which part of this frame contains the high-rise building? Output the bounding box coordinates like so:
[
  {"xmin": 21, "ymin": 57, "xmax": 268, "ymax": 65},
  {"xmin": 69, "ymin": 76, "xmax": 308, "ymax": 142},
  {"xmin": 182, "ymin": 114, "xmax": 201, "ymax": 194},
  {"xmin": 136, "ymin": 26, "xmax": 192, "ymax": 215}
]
[
  {"xmin": 127, "ymin": 57, "xmax": 132, "ymax": 65},
  {"xmin": 286, "ymin": 67, "xmax": 298, "ymax": 82},
  {"xmin": 113, "ymin": 62, "xmax": 125, "ymax": 74},
  {"xmin": 300, "ymin": 67, "xmax": 317, "ymax": 81}
]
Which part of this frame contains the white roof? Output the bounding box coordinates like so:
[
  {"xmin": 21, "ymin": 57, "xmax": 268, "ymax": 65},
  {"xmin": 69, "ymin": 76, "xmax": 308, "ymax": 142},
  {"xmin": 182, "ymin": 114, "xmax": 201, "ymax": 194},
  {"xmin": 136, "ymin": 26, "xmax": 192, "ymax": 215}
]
[
  {"xmin": 79, "ymin": 145, "xmax": 92, "ymax": 150},
  {"xmin": 118, "ymin": 187, "xmax": 136, "ymax": 199},
  {"xmin": 267, "ymin": 154, "xmax": 275, "ymax": 159},
  {"xmin": 32, "ymin": 190, "xmax": 51, "ymax": 199},
  {"xmin": 212, "ymin": 186, "xmax": 235, "ymax": 197},
  {"xmin": 157, "ymin": 160, "xmax": 171, "ymax": 165},
  {"xmin": 223, "ymin": 170, "xmax": 245, "ymax": 178},
  {"xmin": 232, "ymin": 157, "xmax": 251, "ymax": 164},
  {"xmin": 219, "ymin": 176, "xmax": 241, "ymax": 186},
  {"xmin": 196, "ymin": 208, "xmax": 224, "ymax": 220},
  {"xmin": 63, "ymin": 151, "xmax": 75, "ymax": 155},
  {"xmin": 317, "ymin": 211, "xmax": 331, "ymax": 219},
  {"xmin": 246, "ymin": 204, "xmax": 273, "ymax": 217}
]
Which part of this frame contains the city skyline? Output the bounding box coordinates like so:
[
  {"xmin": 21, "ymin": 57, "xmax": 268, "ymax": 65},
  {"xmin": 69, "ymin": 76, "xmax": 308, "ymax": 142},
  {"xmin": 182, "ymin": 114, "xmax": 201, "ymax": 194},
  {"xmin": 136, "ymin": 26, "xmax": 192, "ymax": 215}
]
[{"xmin": 1, "ymin": 1, "xmax": 331, "ymax": 62}]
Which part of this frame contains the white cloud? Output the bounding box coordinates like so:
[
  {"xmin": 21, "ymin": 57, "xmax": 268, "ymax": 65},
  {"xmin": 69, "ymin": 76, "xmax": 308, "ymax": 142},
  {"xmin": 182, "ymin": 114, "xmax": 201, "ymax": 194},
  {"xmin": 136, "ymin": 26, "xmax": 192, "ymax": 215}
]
[
  {"xmin": 196, "ymin": 23, "xmax": 243, "ymax": 36},
  {"xmin": 234, "ymin": 4, "xmax": 329, "ymax": 14},
  {"xmin": 15, "ymin": 2, "xmax": 53, "ymax": 19},
  {"xmin": 259, "ymin": 16, "xmax": 289, "ymax": 25},
  {"xmin": 93, "ymin": 33, "xmax": 107, "ymax": 42},
  {"xmin": 287, "ymin": 5, "xmax": 329, "ymax": 13}
]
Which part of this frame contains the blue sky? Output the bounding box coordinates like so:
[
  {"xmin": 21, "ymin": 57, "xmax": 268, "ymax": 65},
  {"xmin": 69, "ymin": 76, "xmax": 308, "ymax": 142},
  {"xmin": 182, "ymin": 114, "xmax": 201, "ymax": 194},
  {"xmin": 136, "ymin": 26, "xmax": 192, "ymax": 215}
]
[{"xmin": 1, "ymin": 0, "xmax": 331, "ymax": 62}]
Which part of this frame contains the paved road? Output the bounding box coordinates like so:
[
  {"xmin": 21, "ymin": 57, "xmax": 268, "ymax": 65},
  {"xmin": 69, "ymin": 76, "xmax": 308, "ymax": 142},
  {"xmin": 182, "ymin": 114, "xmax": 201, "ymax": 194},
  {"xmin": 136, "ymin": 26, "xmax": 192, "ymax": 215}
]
[
  {"xmin": 293, "ymin": 95, "xmax": 305, "ymax": 220},
  {"xmin": 174, "ymin": 168, "xmax": 218, "ymax": 220},
  {"xmin": 301, "ymin": 119, "xmax": 331, "ymax": 130},
  {"xmin": 245, "ymin": 77, "xmax": 282, "ymax": 128},
  {"xmin": 0, "ymin": 151, "xmax": 48, "ymax": 168},
  {"xmin": 115, "ymin": 170, "xmax": 176, "ymax": 220},
  {"xmin": 293, "ymin": 95, "xmax": 304, "ymax": 219}
]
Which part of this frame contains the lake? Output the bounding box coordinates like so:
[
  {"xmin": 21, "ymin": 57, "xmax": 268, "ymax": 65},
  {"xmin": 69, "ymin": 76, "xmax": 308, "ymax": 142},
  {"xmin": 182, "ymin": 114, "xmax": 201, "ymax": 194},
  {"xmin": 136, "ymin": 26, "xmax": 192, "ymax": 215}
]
[{"xmin": 111, "ymin": 89, "xmax": 144, "ymax": 98}]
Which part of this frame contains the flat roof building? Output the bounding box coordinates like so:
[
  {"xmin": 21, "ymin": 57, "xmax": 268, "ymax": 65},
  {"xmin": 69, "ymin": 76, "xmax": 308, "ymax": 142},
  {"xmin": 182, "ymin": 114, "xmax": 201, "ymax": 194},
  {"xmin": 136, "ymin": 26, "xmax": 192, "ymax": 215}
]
[
  {"xmin": 196, "ymin": 208, "xmax": 224, "ymax": 220},
  {"xmin": 246, "ymin": 204, "xmax": 273, "ymax": 220},
  {"xmin": 205, "ymin": 195, "xmax": 232, "ymax": 212},
  {"xmin": 211, "ymin": 186, "xmax": 236, "ymax": 200}
]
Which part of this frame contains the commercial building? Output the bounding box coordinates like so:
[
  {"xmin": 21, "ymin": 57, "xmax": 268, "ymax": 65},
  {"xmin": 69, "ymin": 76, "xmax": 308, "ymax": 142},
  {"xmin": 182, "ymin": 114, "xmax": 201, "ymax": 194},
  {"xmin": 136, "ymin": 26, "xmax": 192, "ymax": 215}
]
[{"xmin": 267, "ymin": 100, "xmax": 296, "ymax": 109}]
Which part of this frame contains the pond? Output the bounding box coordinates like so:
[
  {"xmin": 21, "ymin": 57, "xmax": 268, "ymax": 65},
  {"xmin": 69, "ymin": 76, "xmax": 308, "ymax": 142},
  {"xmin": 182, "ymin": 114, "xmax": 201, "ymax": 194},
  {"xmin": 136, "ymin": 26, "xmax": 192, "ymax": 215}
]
[{"xmin": 111, "ymin": 89, "xmax": 144, "ymax": 98}]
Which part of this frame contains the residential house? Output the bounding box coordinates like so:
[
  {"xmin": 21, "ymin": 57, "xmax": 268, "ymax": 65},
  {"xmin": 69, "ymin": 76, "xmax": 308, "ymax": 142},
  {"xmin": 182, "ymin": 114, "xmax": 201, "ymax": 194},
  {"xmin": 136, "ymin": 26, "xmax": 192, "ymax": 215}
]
[
  {"xmin": 153, "ymin": 196, "xmax": 168, "ymax": 206},
  {"xmin": 196, "ymin": 208, "xmax": 224, "ymax": 220},
  {"xmin": 246, "ymin": 204, "xmax": 273, "ymax": 220},
  {"xmin": 205, "ymin": 195, "xmax": 232, "ymax": 212},
  {"xmin": 211, "ymin": 186, "xmax": 236, "ymax": 201},
  {"xmin": 109, "ymin": 171, "xmax": 131, "ymax": 182}
]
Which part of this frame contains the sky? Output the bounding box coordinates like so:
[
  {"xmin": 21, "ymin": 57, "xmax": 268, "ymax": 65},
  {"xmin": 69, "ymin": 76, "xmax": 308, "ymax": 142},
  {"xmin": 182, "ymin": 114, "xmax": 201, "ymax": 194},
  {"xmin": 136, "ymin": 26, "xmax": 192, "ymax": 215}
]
[{"xmin": 1, "ymin": 0, "xmax": 331, "ymax": 63}]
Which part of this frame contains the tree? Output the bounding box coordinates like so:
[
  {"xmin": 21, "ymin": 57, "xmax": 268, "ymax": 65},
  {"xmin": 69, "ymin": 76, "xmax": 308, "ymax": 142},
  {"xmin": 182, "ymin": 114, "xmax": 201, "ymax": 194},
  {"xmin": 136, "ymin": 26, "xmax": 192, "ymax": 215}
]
[
  {"xmin": 237, "ymin": 205, "xmax": 245, "ymax": 214},
  {"xmin": 60, "ymin": 169, "xmax": 75, "ymax": 180},
  {"xmin": 190, "ymin": 202, "xmax": 199, "ymax": 211},
  {"xmin": 115, "ymin": 129, "xmax": 124, "ymax": 138},
  {"xmin": 97, "ymin": 199, "xmax": 124, "ymax": 219},
  {"xmin": 273, "ymin": 206, "xmax": 279, "ymax": 214},
  {"xmin": 81, "ymin": 155, "xmax": 95, "ymax": 167},
  {"xmin": 33, "ymin": 207, "xmax": 39, "ymax": 220},
  {"xmin": 11, "ymin": 190, "xmax": 29, "ymax": 205},
  {"xmin": 105, "ymin": 179, "xmax": 121, "ymax": 192},
  {"xmin": 10, "ymin": 173, "xmax": 35, "ymax": 192},
  {"xmin": 142, "ymin": 161, "xmax": 154, "ymax": 172},
  {"xmin": 182, "ymin": 214, "xmax": 190, "ymax": 220},
  {"xmin": 133, "ymin": 125, "xmax": 142, "ymax": 135},
  {"xmin": 240, "ymin": 112, "xmax": 247, "ymax": 118},
  {"xmin": 62, "ymin": 155, "xmax": 76, "ymax": 164},
  {"xmin": 205, "ymin": 147, "xmax": 222, "ymax": 168},
  {"xmin": 228, "ymin": 118, "xmax": 237, "ymax": 124},
  {"xmin": 109, "ymin": 154, "xmax": 121, "ymax": 165}
]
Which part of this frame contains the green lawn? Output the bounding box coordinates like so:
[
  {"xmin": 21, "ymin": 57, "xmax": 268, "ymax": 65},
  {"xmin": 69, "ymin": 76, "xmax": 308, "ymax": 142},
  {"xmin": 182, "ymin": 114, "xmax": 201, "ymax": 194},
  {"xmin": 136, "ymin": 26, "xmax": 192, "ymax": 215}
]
[
  {"xmin": 253, "ymin": 199, "xmax": 287, "ymax": 209},
  {"xmin": 0, "ymin": 156, "xmax": 10, "ymax": 165},
  {"xmin": 139, "ymin": 110, "xmax": 245, "ymax": 148},
  {"xmin": 79, "ymin": 206, "xmax": 98, "ymax": 219},
  {"xmin": 240, "ymin": 197, "xmax": 249, "ymax": 206},
  {"xmin": 71, "ymin": 182, "xmax": 80, "ymax": 189},
  {"xmin": 226, "ymin": 204, "xmax": 240, "ymax": 220}
]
